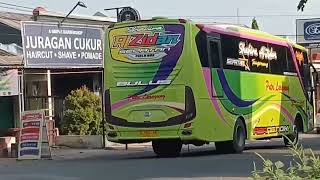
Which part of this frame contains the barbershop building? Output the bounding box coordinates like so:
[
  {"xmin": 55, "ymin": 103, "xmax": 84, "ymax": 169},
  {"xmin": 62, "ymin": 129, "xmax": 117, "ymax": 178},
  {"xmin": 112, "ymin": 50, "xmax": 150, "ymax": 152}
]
[
  {"xmin": 23, "ymin": 9, "xmax": 115, "ymax": 126},
  {"xmin": 0, "ymin": 9, "xmax": 115, "ymax": 135}
]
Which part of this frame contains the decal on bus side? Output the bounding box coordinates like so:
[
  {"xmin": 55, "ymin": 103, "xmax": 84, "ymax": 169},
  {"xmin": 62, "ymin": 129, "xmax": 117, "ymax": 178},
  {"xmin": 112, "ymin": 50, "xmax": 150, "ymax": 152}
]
[{"xmin": 116, "ymin": 80, "xmax": 172, "ymax": 87}]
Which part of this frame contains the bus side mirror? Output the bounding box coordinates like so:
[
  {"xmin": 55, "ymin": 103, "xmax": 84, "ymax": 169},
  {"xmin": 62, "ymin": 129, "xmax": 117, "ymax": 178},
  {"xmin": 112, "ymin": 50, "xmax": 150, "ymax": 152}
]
[
  {"xmin": 307, "ymin": 86, "xmax": 316, "ymax": 92},
  {"xmin": 303, "ymin": 63, "xmax": 310, "ymax": 75},
  {"xmin": 312, "ymin": 71, "xmax": 319, "ymax": 87},
  {"xmin": 311, "ymin": 63, "xmax": 319, "ymax": 88}
]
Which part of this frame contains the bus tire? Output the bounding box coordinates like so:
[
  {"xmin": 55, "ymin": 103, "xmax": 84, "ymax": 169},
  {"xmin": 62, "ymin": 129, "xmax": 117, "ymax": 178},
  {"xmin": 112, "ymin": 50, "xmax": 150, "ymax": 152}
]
[
  {"xmin": 215, "ymin": 120, "xmax": 246, "ymax": 153},
  {"xmin": 152, "ymin": 139, "xmax": 182, "ymax": 158},
  {"xmin": 283, "ymin": 121, "xmax": 299, "ymax": 147}
]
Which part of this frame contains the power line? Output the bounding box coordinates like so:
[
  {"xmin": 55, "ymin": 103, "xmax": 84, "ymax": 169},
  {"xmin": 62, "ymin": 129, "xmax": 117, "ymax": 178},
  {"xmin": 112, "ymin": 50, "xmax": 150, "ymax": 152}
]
[
  {"xmin": 0, "ymin": 33, "xmax": 21, "ymax": 36},
  {"xmin": 0, "ymin": 5, "xmax": 31, "ymax": 13},
  {"xmin": 144, "ymin": 14, "xmax": 320, "ymax": 19},
  {"xmin": 0, "ymin": 14, "xmax": 30, "ymax": 21},
  {"xmin": 0, "ymin": 2, "xmax": 33, "ymax": 10}
]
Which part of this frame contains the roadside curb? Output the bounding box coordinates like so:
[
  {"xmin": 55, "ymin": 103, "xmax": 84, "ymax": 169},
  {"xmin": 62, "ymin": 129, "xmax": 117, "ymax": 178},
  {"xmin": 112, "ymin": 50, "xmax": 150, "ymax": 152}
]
[
  {"xmin": 300, "ymin": 134, "xmax": 320, "ymax": 138},
  {"xmin": 105, "ymin": 142, "xmax": 151, "ymax": 150},
  {"xmin": 0, "ymin": 158, "xmax": 16, "ymax": 164}
]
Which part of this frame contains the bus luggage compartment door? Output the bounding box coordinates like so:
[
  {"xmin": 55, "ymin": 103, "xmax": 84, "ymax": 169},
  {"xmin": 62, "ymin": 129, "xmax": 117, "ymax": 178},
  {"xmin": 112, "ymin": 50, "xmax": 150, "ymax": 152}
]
[{"xmin": 109, "ymin": 85, "xmax": 185, "ymax": 126}]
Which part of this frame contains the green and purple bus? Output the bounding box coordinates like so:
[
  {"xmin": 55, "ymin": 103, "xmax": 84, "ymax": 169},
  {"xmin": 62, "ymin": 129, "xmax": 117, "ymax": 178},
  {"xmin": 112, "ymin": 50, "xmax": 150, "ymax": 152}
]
[{"xmin": 104, "ymin": 17, "xmax": 317, "ymax": 157}]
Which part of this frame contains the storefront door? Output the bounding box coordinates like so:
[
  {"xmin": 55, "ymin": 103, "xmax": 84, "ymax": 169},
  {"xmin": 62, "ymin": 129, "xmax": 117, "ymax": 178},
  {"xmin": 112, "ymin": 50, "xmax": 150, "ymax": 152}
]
[{"xmin": 0, "ymin": 97, "xmax": 13, "ymax": 130}]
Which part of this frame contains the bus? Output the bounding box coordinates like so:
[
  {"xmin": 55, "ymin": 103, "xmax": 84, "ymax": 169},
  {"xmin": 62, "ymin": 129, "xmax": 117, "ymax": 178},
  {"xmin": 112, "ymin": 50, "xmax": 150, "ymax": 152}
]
[{"xmin": 104, "ymin": 17, "xmax": 317, "ymax": 157}]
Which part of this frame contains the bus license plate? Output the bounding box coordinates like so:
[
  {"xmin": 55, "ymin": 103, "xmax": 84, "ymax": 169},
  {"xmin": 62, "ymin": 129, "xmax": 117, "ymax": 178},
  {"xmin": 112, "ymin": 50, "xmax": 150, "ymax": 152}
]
[{"xmin": 139, "ymin": 130, "xmax": 159, "ymax": 137}]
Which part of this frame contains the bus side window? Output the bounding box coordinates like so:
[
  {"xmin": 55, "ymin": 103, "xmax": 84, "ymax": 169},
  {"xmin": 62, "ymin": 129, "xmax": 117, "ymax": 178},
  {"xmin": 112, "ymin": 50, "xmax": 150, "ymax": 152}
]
[
  {"xmin": 208, "ymin": 40, "xmax": 221, "ymax": 68},
  {"xmin": 221, "ymin": 35, "xmax": 244, "ymax": 71},
  {"xmin": 269, "ymin": 44, "xmax": 285, "ymax": 75},
  {"xmin": 286, "ymin": 49, "xmax": 296, "ymax": 73},
  {"xmin": 195, "ymin": 31, "xmax": 209, "ymax": 67}
]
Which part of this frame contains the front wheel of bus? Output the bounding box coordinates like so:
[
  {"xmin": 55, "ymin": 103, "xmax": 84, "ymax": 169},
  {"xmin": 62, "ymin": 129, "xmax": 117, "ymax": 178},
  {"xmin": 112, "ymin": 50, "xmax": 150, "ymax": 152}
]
[
  {"xmin": 152, "ymin": 139, "xmax": 182, "ymax": 158},
  {"xmin": 283, "ymin": 123, "xmax": 299, "ymax": 147}
]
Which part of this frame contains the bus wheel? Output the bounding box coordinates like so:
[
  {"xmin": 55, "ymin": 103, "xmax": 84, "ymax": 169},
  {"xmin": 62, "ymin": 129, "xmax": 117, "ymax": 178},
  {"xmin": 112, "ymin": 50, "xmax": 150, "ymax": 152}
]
[
  {"xmin": 215, "ymin": 120, "xmax": 246, "ymax": 153},
  {"xmin": 283, "ymin": 122, "xmax": 299, "ymax": 147},
  {"xmin": 152, "ymin": 139, "xmax": 182, "ymax": 158}
]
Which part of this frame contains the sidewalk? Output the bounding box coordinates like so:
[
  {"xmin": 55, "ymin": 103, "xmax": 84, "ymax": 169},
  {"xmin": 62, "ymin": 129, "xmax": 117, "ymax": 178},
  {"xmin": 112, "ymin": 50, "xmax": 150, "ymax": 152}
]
[{"xmin": 52, "ymin": 142, "xmax": 152, "ymax": 160}]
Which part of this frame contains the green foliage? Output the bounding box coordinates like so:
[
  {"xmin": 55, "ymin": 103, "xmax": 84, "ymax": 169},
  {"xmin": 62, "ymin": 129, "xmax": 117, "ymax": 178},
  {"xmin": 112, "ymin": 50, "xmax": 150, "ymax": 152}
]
[
  {"xmin": 61, "ymin": 86, "xmax": 103, "ymax": 135},
  {"xmin": 298, "ymin": 0, "xmax": 308, "ymax": 11},
  {"xmin": 251, "ymin": 137, "xmax": 320, "ymax": 180},
  {"xmin": 251, "ymin": 18, "xmax": 259, "ymax": 30}
]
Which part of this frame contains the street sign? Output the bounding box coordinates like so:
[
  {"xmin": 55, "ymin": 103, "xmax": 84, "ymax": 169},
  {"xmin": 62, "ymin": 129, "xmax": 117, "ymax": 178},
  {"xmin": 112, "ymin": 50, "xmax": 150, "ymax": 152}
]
[{"xmin": 297, "ymin": 18, "xmax": 320, "ymax": 45}]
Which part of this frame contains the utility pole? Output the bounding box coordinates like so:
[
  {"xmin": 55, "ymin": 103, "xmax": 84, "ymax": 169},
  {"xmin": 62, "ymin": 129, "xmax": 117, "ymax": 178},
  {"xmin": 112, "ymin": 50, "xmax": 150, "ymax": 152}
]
[{"xmin": 237, "ymin": 8, "xmax": 240, "ymax": 25}]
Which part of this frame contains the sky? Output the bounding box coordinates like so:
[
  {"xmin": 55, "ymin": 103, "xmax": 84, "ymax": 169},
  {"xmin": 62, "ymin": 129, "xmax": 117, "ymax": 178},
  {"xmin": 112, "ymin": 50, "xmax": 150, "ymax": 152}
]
[{"xmin": 3, "ymin": 0, "xmax": 320, "ymax": 41}]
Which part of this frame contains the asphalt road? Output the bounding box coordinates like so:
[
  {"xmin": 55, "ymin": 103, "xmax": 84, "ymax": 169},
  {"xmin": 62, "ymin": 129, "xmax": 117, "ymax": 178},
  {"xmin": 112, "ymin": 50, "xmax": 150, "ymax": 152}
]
[{"xmin": 0, "ymin": 134, "xmax": 320, "ymax": 180}]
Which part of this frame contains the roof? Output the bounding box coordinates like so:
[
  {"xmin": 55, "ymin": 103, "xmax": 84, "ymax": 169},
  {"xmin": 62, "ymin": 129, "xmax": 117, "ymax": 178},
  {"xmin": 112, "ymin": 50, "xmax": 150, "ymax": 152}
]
[
  {"xmin": 0, "ymin": 10, "xmax": 115, "ymax": 31},
  {"xmin": 0, "ymin": 11, "xmax": 32, "ymax": 30},
  {"xmin": 37, "ymin": 10, "xmax": 116, "ymax": 23},
  {"xmin": 0, "ymin": 55, "xmax": 23, "ymax": 67}
]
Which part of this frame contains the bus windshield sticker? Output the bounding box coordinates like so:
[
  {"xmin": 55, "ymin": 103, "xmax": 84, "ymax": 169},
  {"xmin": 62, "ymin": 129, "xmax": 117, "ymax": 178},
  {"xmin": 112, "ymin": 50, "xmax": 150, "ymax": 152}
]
[
  {"xmin": 235, "ymin": 41, "xmax": 278, "ymax": 70},
  {"xmin": 238, "ymin": 41, "xmax": 277, "ymax": 61},
  {"xmin": 109, "ymin": 24, "xmax": 184, "ymax": 63},
  {"xmin": 226, "ymin": 58, "xmax": 250, "ymax": 70},
  {"xmin": 295, "ymin": 50, "xmax": 304, "ymax": 65}
]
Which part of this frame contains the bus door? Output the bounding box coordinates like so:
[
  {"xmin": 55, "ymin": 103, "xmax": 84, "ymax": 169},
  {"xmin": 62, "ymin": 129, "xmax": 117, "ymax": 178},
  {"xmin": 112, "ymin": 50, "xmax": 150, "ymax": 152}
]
[
  {"xmin": 296, "ymin": 49, "xmax": 314, "ymax": 130},
  {"xmin": 302, "ymin": 53, "xmax": 314, "ymax": 130},
  {"xmin": 207, "ymin": 36, "xmax": 224, "ymax": 98}
]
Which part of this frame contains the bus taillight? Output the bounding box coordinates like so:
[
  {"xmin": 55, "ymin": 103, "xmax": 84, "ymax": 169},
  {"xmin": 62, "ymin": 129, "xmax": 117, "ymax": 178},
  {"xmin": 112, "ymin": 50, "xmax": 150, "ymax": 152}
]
[{"xmin": 185, "ymin": 86, "xmax": 196, "ymax": 120}]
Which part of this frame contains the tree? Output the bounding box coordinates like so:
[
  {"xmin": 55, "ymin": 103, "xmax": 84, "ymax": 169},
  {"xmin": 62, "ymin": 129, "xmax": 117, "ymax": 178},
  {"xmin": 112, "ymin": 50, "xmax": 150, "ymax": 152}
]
[
  {"xmin": 60, "ymin": 86, "xmax": 103, "ymax": 135},
  {"xmin": 298, "ymin": 0, "xmax": 308, "ymax": 11},
  {"xmin": 251, "ymin": 17, "xmax": 259, "ymax": 30}
]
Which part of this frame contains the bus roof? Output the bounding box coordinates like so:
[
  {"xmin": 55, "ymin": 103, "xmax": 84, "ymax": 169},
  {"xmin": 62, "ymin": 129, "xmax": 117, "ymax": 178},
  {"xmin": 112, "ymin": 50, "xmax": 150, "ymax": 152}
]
[
  {"xmin": 197, "ymin": 23, "xmax": 305, "ymax": 51},
  {"xmin": 109, "ymin": 17, "xmax": 305, "ymax": 51}
]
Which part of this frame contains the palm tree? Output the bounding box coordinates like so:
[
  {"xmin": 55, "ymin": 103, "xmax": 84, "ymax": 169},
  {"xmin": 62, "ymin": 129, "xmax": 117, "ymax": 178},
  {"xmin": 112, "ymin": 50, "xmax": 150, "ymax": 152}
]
[{"xmin": 251, "ymin": 18, "xmax": 259, "ymax": 30}]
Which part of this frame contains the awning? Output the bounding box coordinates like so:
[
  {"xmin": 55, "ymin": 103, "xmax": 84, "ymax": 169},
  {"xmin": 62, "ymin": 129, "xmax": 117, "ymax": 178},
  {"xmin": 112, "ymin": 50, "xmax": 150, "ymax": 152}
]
[{"xmin": 0, "ymin": 55, "xmax": 23, "ymax": 68}]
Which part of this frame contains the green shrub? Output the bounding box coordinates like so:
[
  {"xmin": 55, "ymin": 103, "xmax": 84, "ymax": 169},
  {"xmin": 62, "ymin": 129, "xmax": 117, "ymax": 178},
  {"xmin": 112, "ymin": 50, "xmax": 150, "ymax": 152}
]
[
  {"xmin": 251, "ymin": 138, "xmax": 320, "ymax": 180},
  {"xmin": 60, "ymin": 86, "xmax": 102, "ymax": 135}
]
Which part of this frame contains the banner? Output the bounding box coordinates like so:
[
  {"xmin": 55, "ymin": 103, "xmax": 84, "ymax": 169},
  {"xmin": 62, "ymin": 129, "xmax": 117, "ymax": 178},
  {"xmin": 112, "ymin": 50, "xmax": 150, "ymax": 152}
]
[
  {"xmin": 21, "ymin": 22, "xmax": 104, "ymax": 68},
  {"xmin": 18, "ymin": 111, "xmax": 44, "ymax": 160},
  {"xmin": 0, "ymin": 69, "xmax": 18, "ymax": 96},
  {"xmin": 296, "ymin": 18, "xmax": 320, "ymax": 45}
]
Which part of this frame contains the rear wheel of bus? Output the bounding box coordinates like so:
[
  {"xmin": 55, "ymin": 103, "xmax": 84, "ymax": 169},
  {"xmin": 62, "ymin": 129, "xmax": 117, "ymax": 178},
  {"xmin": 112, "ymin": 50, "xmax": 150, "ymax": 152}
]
[
  {"xmin": 215, "ymin": 120, "xmax": 246, "ymax": 153},
  {"xmin": 152, "ymin": 139, "xmax": 182, "ymax": 157}
]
